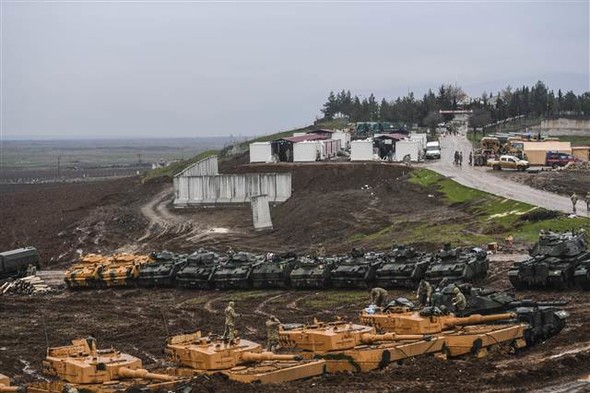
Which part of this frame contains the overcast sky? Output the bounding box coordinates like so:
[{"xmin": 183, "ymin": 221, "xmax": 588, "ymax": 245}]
[{"xmin": 2, "ymin": 1, "xmax": 589, "ymax": 139}]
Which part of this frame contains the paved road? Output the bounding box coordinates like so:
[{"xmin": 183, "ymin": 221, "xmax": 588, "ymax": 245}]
[{"xmin": 424, "ymin": 135, "xmax": 577, "ymax": 214}]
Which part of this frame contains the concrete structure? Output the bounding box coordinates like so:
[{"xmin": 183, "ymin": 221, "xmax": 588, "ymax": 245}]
[
  {"xmin": 394, "ymin": 140, "xmax": 422, "ymax": 162},
  {"xmin": 175, "ymin": 155, "xmax": 219, "ymax": 177},
  {"xmin": 293, "ymin": 141, "xmax": 322, "ymax": 162},
  {"xmin": 249, "ymin": 142, "xmax": 273, "ymax": 163},
  {"xmin": 174, "ymin": 156, "xmax": 291, "ymax": 207},
  {"xmin": 251, "ymin": 195, "xmax": 273, "ymax": 231},
  {"xmin": 536, "ymin": 118, "xmax": 590, "ymax": 137},
  {"xmin": 522, "ymin": 141, "xmax": 572, "ymax": 166},
  {"xmin": 350, "ymin": 139, "xmax": 374, "ymax": 161}
]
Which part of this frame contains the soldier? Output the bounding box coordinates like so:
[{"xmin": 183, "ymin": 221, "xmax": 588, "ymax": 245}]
[
  {"xmin": 459, "ymin": 152, "xmax": 463, "ymax": 166},
  {"xmin": 571, "ymin": 192, "xmax": 579, "ymax": 214},
  {"xmin": 265, "ymin": 315, "xmax": 281, "ymax": 352},
  {"xmin": 316, "ymin": 243, "xmax": 326, "ymax": 258},
  {"xmin": 468, "ymin": 151, "xmax": 473, "ymax": 166},
  {"xmin": 223, "ymin": 301, "xmax": 240, "ymax": 341},
  {"xmin": 586, "ymin": 192, "xmax": 590, "ymax": 214},
  {"xmin": 370, "ymin": 287, "xmax": 388, "ymax": 307},
  {"xmin": 430, "ymin": 287, "xmax": 443, "ymax": 308},
  {"xmin": 26, "ymin": 264, "xmax": 37, "ymax": 277},
  {"xmin": 416, "ymin": 280, "xmax": 433, "ymax": 307},
  {"xmin": 452, "ymin": 287, "xmax": 467, "ymax": 314}
]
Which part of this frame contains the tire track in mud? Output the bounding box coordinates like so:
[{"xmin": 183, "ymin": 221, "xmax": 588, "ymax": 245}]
[
  {"xmin": 254, "ymin": 294, "xmax": 284, "ymax": 317},
  {"xmin": 286, "ymin": 293, "xmax": 317, "ymax": 311},
  {"xmin": 204, "ymin": 295, "xmax": 226, "ymax": 314}
]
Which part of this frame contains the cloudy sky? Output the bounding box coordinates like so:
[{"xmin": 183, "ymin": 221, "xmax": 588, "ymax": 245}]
[{"xmin": 2, "ymin": 1, "xmax": 589, "ymax": 139}]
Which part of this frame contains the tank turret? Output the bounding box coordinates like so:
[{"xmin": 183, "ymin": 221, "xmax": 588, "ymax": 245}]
[
  {"xmin": 166, "ymin": 331, "xmax": 325, "ymax": 384},
  {"xmin": 508, "ymin": 230, "xmax": 590, "ymax": 290},
  {"xmin": 98, "ymin": 253, "xmax": 152, "ymax": 287},
  {"xmin": 374, "ymin": 246, "xmax": 433, "ymax": 288},
  {"xmin": 250, "ymin": 252, "xmax": 298, "ymax": 289}
]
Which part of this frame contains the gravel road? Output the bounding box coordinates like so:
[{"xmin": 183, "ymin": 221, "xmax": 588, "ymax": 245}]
[{"xmin": 425, "ymin": 134, "xmax": 577, "ymax": 214}]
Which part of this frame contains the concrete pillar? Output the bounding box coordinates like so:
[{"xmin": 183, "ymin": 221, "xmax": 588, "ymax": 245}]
[{"xmin": 251, "ymin": 195, "xmax": 273, "ymax": 231}]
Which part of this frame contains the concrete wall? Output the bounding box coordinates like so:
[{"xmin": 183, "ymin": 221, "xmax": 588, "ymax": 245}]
[
  {"xmin": 351, "ymin": 140, "xmax": 374, "ymax": 161},
  {"xmin": 174, "ymin": 173, "xmax": 292, "ymax": 206},
  {"xmin": 293, "ymin": 141, "xmax": 321, "ymax": 162},
  {"xmin": 249, "ymin": 142, "xmax": 272, "ymax": 163},
  {"xmin": 175, "ymin": 155, "xmax": 219, "ymax": 177},
  {"xmin": 535, "ymin": 118, "xmax": 590, "ymax": 136},
  {"xmin": 395, "ymin": 140, "xmax": 422, "ymax": 162}
]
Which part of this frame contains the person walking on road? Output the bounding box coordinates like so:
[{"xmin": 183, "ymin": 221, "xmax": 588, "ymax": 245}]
[
  {"xmin": 459, "ymin": 152, "xmax": 463, "ymax": 166},
  {"xmin": 571, "ymin": 192, "xmax": 579, "ymax": 215},
  {"xmin": 468, "ymin": 151, "xmax": 473, "ymax": 166},
  {"xmin": 585, "ymin": 192, "xmax": 590, "ymax": 214}
]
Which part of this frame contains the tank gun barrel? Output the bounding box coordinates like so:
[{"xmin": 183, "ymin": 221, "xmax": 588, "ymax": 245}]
[
  {"xmin": 444, "ymin": 313, "xmax": 515, "ymax": 328},
  {"xmin": 117, "ymin": 367, "xmax": 175, "ymax": 381},
  {"xmin": 0, "ymin": 385, "xmax": 19, "ymax": 393},
  {"xmin": 360, "ymin": 333, "xmax": 430, "ymax": 344},
  {"xmin": 241, "ymin": 351, "xmax": 303, "ymax": 362},
  {"xmin": 508, "ymin": 300, "xmax": 568, "ymax": 308}
]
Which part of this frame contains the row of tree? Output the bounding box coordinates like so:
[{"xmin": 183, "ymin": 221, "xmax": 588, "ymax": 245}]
[{"xmin": 320, "ymin": 82, "xmax": 590, "ymax": 130}]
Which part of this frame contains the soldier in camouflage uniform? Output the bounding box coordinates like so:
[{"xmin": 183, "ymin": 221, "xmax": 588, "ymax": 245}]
[
  {"xmin": 416, "ymin": 280, "xmax": 433, "ymax": 307},
  {"xmin": 265, "ymin": 315, "xmax": 281, "ymax": 352},
  {"xmin": 452, "ymin": 287, "xmax": 467, "ymax": 315},
  {"xmin": 370, "ymin": 287, "xmax": 388, "ymax": 307},
  {"xmin": 571, "ymin": 192, "xmax": 579, "ymax": 214},
  {"xmin": 224, "ymin": 301, "xmax": 240, "ymax": 340}
]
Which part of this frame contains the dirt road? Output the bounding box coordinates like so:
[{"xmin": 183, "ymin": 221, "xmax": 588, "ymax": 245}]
[{"xmin": 427, "ymin": 135, "xmax": 576, "ymax": 214}]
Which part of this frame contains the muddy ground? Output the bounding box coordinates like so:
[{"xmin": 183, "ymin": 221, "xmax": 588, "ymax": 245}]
[
  {"xmin": 493, "ymin": 169, "xmax": 590, "ymax": 198},
  {"xmin": 1, "ymin": 162, "xmax": 590, "ymax": 391}
]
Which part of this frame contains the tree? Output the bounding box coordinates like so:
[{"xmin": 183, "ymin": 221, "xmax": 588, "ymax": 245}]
[
  {"xmin": 424, "ymin": 111, "xmax": 443, "ymax": 136},
  {"xmin": 469, "ymin": 108, "xmax": 492, "ymax": 134},
  {"xmin": 321, "ymin": 91, "xmax": 337, "ymax": 120}
]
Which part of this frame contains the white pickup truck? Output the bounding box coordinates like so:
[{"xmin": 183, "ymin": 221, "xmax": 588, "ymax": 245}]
[{"xmin": 424, "ymin": 141, "xmax": 441, "ymax": 159}]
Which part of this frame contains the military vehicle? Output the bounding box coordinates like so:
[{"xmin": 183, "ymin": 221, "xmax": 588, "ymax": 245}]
[
  {"xmin": 98, "ymin": 253, "xmax": 152, "ymax": 288},
  {"xmin": 424, "ymin": 245, "xmax": 488, "ymax": 286},
  {"xmin": 138, "ymin": 251, "xmax": 187, "ymax": 287},
  {"xmin": 574, "ymin": 260, "xmax": 590, "ymax": 290},
  {"xmin": 0, "ymin": 374, "xmax": 21, "ymax": 393},
  {"xmin": 0, "ymin": 246, "xmax": 40, "ymax": 279},
  {"xmin": 64, "ymin": 254, "xmax": 109, "ymax": 288},
  {"xmin": 508, "ymin": 229, "xmax": 590, "ymax": 290},
  {"xmin": 166, "ymin": 331, "xmax": 325, "ymax": 384},
  {"xmin": 330, "ymin": 252, "xmax": 385, "ymax": 289},
  {"xmin": 374, "ymin": 246, "xmax": 433, "ymax": 289},
  {"xmin": 250, "ymin": 252, "xmax": 298, "ymax": 289},
  {"xmin": 289, "ymin": 256, "xmax": 339, "ymax": 289},
  {"xmin": 175, "ymin": 250, "xmax": 219, "ymax": 289},
  {"xmin": 26, "ymin": 337, "xmax": 178, "ymax": 393},
  {"xmin": 211, "ymin": 252, "xmax": 260, "ymax": 289}
]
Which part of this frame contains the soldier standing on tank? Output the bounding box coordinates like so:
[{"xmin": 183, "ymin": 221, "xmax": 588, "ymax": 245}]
[
  {"xmin": 265, "ymin": 315, "xmax": 281, "ymax": 352},
  {"xmin": 316, "ymin": 243, "xmax": 326, "ymax": 258},
  {"xmin": 370, "ymin": 287, "xmax": 388, "ymax": 307},
  {"xmin": 416, "ymin": 280, "xmax": 433, "ymax": 307},
  {"xmin": 223, "ymin": 301, "xmax": 240, "ymax": 341},
  {"xmin": 571, "ymin": 192, "xmax": 579, "ymax": 214},
  {"xmin": 452, "ymin": 287, "xmax": 467, "ymax": 315}
]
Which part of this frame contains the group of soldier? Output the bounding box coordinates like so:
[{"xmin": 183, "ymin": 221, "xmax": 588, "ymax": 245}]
[
  {"xmin": 223, "ymin": 300, "xmax": 281, "ymax": 353},
  {"xmin": 453, "ymin": 151, "xmax": 463, "ymax": 166},
  {"xmin": 570, "ymin": 192, "xmax": 590, "ymax": 215},
  {"xmin": 370, "ymin": 280, "xmax": 466, "ymax": 313}
]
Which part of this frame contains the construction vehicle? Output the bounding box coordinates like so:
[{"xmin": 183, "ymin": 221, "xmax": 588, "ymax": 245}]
[
  {"xmin": 374, "ymin": 246, "xmax": 433, "ymax": 289},
  {"xmin": 211, "ymin": 252, "xmax": 259, "ymax": 289},
  {"xmin": 98, "ymin": 253, "xmax": 152, "ymax": 287},
  {"xmin": 137, "ymin": 251, "xmax": 187, "ymax": 287},
  {"xmin": 64, "ymin": 254, "xmax": 109, "ymax": 288},
  {"xmin": 0, "ymin": 246, "xmax": 40, "ymax": 279},
  {"xmin": 424, "ymin": 245, "xmax": 488, "ymax": 286},
  {"xmin": 175, "ymin": 250, "xmax": 219, "ymax": 289},
  {"xmin": 508, "ymin": 229, "xmax": 590, "ymax": 290},
  {"xmin": 330, "ymin": 251, "xmax": 384, "ymax": 289},
  {"xmin": 250, "ymin": 252, "xmax": 298, "ymax": 289},
  {"xmin": 26, "ymin": 337, "xmax": 178, "ymax": 393},
  {"xmin": 289, "ymin": 256, "xmax": 339, "ymax": 289},
  {"xmin": 165, "ymin": 331, "xmax": 325, "ymax": 384}
]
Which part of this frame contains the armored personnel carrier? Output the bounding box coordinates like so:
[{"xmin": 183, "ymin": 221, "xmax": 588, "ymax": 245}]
[
  {"xmin": 508, "ymin": 229, "xmax": 590, "ymax": 290},
  {"xmin": 330, "ymin": 251, "xmax": 385, "ymax": 289},
  {"xmin": 574, "ymin": 260, "xmax": 590, "ymax": 290},
  {"xmin": 166, "ymin": 331, "xmax": 325, "ymax": 384},
  {"xmin": 250, "ymin": 252, "xmax": 298, "ymax": 289},
  {"xmin": 64, "ymin": 254, "xmax": 109, "ymax": 289},
  {"xmin": 98, "ymin": 253, "xmax": 152, "ymax": 288},
  {"xmin": 211, "ymin": 252, "xmax": 259, "ymax": 289},
  {"xmin": 138, "ymin": 251, "xmax": 187, "ymax": 287},
  {"xmin": 289, "ymin": 256, "xmax": 339, "ymax": 289},
  {"xmin": 424, "ymin": 245, "xmax": 488, "ymax": 286},
  {"xmin": 374, "ymin": 246, "xmax": 433, "ymax": 289},
  {"xmin": 26, "ymin": 337, "xmax": 178, "ymax": 393},
  {"xmin": 175, "ymin": 250, "xmax": 219, "ymax": 289}
]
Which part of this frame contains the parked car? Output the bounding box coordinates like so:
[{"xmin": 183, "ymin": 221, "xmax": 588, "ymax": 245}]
[
  {"xmin": 424, "ymin": 141, "xmax": 441, "ymax": 159},
  {"xmin": 487, "ymin": 155, "xmax": 529, "ymax": 171},
  {"xmin": 545, "ymin": 151, "xmax": 576, "ymax": 168}
]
